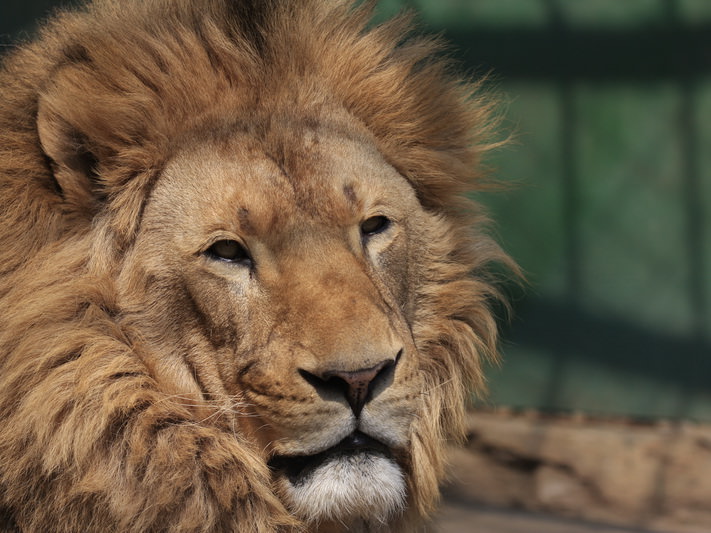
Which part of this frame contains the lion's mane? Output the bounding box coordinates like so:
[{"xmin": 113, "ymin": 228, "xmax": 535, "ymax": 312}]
[{"xmin": 0, "ymin": 1, "xmax": 514, "ymax": 531}]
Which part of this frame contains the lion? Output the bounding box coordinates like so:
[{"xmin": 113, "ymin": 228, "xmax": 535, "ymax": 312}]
[{"xmin": 0, "ymin": 0, "xmax": 515, "ymax": 531}]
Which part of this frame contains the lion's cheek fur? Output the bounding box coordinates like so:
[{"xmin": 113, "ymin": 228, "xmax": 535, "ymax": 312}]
[{"xmin": 0, "ymin": 266, "xmax": 298, "ymax": 532}]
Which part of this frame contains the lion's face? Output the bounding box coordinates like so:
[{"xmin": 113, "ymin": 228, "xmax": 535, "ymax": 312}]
[{"xmin": 117, "ymin": 118, "xmax": 427, "ymax": 526}]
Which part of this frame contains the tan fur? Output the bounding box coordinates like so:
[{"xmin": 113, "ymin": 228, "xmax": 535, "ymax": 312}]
[{"xmin": 0, "ymin": 1, "xmax": 516, "ymax": 531}]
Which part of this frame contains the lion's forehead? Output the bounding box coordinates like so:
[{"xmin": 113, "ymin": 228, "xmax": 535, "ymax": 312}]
[{"xmin": 151, "ymin": 128, "xmax": 414, "ymax": 241}]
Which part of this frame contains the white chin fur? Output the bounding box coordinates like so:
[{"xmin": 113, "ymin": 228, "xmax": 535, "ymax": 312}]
[{"xmin": 283, "ymin": 452, "xmax": 406, "ymax": 526}]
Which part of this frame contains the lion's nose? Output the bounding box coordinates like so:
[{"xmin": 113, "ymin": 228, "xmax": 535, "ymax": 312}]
[{"xmin": 299, "ymin": 354, "xmax": 400, "ymax": 417}]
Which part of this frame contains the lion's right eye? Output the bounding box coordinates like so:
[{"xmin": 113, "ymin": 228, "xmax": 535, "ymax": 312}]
[
  {"xmin": 205, "ymin": 240, "xmax": 252, "ymax": 265},
  {"xmin": 360, "ymin": 215, "xmax": 391, "ymax": 237}
]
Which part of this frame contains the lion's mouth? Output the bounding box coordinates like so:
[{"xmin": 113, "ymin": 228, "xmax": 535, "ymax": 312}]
[{"xmin": 268, "ymin": 431, "xmax": 393, "ymax": 484}]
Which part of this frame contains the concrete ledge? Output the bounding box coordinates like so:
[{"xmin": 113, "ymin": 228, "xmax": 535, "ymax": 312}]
[{"xmin": 443, "ymin": 410, "xmax": 711, "ymax": 533}]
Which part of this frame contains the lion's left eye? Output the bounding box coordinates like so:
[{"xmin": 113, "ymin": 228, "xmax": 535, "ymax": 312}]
[
  {"xmin": 360, "ymin": 216, "xmax": 391, "ymax": 237},
  {"xmin": 205, "ymin": 240, "xmax": 252, "ymax": 265}
]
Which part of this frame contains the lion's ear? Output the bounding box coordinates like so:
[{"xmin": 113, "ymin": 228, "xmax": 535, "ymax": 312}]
[{"xmin": 37, "ymin": 94, "xmax": 104, "ymax": 214}]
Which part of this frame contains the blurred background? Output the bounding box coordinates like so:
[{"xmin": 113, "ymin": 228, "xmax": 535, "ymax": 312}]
[{"xmin": 2, "ymin": 1, "xmax": 710, "ymax": 531}]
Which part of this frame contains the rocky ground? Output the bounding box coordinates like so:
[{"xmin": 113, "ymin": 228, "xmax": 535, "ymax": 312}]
[
  {"xmin": 431, "ymin": 409, "xmax": 711, "ymax": 533},
  {"xmin": 433, "ymin": 500, "xmax": 661, "ymax": 533}
]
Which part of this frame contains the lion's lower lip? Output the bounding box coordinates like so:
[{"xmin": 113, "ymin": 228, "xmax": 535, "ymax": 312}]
[{"xmin": 268, "ymin": 431, "xmax": 392, "ymax": 484}]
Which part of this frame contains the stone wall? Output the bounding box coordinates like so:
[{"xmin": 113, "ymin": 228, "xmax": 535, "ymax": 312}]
[{"xmin": 444, "ymin": 410, "xmax": 711, "ymax": 533}]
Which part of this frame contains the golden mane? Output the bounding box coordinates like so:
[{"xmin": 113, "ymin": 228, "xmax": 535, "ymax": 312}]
[{"xmin": 0, "ymin": 1, "xmax": 514, "ymax": 530}]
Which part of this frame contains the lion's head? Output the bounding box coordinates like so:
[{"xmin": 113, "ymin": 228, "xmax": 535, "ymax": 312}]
[
  {"xmin": 0, "ymin": 1, "xmax": 514, "ymax": 531},
  {"xmin": 123, "ymin": 121, "xmax": 427, "ymax": 526}
]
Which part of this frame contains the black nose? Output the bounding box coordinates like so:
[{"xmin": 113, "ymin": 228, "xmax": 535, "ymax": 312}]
[{"xmin": 299, "ymin": 356, "xmax": 399, "ymax": 416}]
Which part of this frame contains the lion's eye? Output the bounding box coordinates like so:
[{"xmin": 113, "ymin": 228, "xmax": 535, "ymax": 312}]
[
  {"xmin": 205, "ymin": 240, "xmax": 251, "ymax": 265},
  {"xmin": 360, "ymin": 216, "xmax": 390, "ymax": 237}
]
